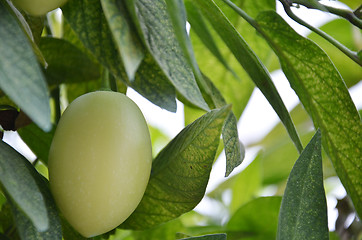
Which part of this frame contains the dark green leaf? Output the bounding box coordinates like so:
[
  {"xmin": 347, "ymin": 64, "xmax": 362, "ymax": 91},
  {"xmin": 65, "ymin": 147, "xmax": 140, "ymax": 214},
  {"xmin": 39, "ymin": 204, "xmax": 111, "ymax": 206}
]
[
  {"xmin": 23, "ymin": 15, "xmax": 45, "ymax": 45},
  {"xmin": 192, "ymin": 0, "xmax": 303, "ymax": 153},
  {"xmin": 17, "ymin": 123, "xmax": 55, "ymax": 165},
  {"xmin": 179, "ymin": 233, "xmax": 227, "ymax": 240},
  {"xmin": 164, "ymin": 0, "xmax": 215, "ymax": 108},
  {"xmin": 100, "ymin": 0, "xmax": 144, "ymax": 81},
  {"xmin": 256, "ymin": 11, "xmax": 362, "ymax": 217},
  {"xmin": 121, "ymin": 106, "xmax": 231, "ymax": 229},
  {"xmin": 124, "ymin": 0, "xmax": 208, "ymax": 111},
  {"xmin": 8, "ymin": 176, "xmax": 62, "ymax": 240},
  {"xmin": 0, "ymin": 141, "xmax": 48, "ymax": 232},
  {"xmin": 130, "ymin": 54, "xmax": 177, "ymax": 112},
  {"xmin": 0, "ymin": 201, "xmax": 13, "ymax": 235},
  {"xmin": 227, "ymin": 196, "xmax": 282, "ymax": 240},
  {"xmin": 62, "ymin": 0, "xmax": 127, "ymax": 81},
  {"xmin": 277, "ymin": 130, "xmax": 328, "ymax": 240},
  {"xmin": 62, "ymin": 0, "xmax": 177, "ymax": 112},
  {"xmin": 39, "ymin": 37, "xmax": 101, "ymax": 85},
  {"xmin": 0, "ymin": 1, "xmax": 51, "ymax": 131}
]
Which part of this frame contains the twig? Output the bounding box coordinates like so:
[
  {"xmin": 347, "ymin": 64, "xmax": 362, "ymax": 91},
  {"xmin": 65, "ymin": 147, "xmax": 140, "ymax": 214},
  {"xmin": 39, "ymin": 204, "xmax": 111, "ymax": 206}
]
[
  {"xmin": 292, "ymin": 0, "xmax": 362, "ymax": 29},
  {"xmin": 279, "ymin": 0, "xmax": 362, "ymax": 66}
]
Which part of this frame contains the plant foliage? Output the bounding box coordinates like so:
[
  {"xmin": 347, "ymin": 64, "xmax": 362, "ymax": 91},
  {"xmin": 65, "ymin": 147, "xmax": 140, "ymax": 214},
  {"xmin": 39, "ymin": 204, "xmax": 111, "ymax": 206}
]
[{"xmin": 0, "ymin": 0, "xmax": 361, "ymax": 239}]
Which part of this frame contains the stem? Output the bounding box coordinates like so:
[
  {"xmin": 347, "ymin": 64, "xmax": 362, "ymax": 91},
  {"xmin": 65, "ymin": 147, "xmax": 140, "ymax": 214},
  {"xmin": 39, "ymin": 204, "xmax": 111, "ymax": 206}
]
[
  {"xmin": 280, "ymin": 0, "xmax": 362, "ymax": 66},
  {"xmin": 221, "ymin": 0, "xmax": 258, "ymax": 29},
  {"xmin": 292, "ymin": 0, "xmax": 362, "ymax": 28},
  {"xmin": 109, "ymin": 74, "xmax": 118, "ymax": 92}
]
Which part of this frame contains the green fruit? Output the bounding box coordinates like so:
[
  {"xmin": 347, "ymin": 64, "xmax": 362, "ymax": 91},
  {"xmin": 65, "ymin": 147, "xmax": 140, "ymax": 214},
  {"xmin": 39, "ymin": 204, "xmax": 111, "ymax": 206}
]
[
  {"xmin": 48, "ymin": 91, "xmax": 152, "ymax": 237},
  {"xmin": 11, "ymin": 0, "xmax": 67, "ymax": 16}
]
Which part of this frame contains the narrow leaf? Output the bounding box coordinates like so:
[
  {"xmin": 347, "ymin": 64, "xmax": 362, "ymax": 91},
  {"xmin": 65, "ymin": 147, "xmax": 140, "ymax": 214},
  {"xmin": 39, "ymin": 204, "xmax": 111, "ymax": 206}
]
[
  {"xmin": 0, "ymin": 141, "xmax": 48, "ymax": 232},
  {"xmin": 255, "ymin": 11, "xmax": 362, "ymax": 217},
  {"xmin": 180, "ymin": 233, "xmax": 227, "ymax": 240},
  {"xmin": 125, "ymin": 0, "xmax": 209, "ymax": 111},
  {"xmin": 192, "ymin": 0, "xmax": 303, "ymax": 153},
  {"xmin": 164, "ymin": 0, "xmax": 214, "ymax": 106},
  {"xmin": 0, "ymin": 1, "xmax": 51, "ymax": 131},
  {"xmin": 202, "ymin": 75, "xmax": 244, "ymax": 176},
  {"xmin": 121, "ymin": 106, "xmax": 231, "ymax": 229},
  {"xmin": 100, "ymin": 0, "xmax": 144, "ymax": 81},
  {"xmin": 277, "ymin": 130, "xmax": 328, "ymax": 240}
]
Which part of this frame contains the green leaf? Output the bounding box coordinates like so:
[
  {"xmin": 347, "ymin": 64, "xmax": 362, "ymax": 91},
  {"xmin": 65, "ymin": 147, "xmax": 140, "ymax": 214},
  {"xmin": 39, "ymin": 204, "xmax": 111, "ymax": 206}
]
[
  {"xmin": 191, "ymin": 0, "xmax": 303, "ymax": 153},
  {"xmin": 201, "ymin": 75, "xmax": 244, "ymax": 176},
  {"xmin": 62, "ymin": 0, "xmax": 177, "ymax": 112},
  {"xmin": 62, "ymin": 0, "xmax": 127, "ymax": 81},
  {"xmin": 179, "ymin": 233, "xmax": 227, "ymax": 240},
  {"xmin": 39, "ymin": 37, "xmax": 101, "ymax": 85},
  {"xmin": 307, "ymin": 19, "xmax": 362, "ymax": 88},
  {"xmin": 0, "ymin": 1, "xmax": 51, "ymax": 132},
  {"xmin": 185, "ymin": 4, "xmax": 236, "ymax": 79},
  {"xmin": 121, "ymin": 106, "xmax": 231, "ymax": 229},
  {"xmin": 124, "ymin": 0, "xmax": 209, "ymax": 111},
  {"xmin": 222, "ymin": 112, "xmax": 244, "ymax": 177},
  {"xmin": 17, "ymin": 123, "xmax": 55, "ymax": 165},
  {"xmin": 186, "ymin": 0, "xmax": 277, "ymax": 119},
  {"xmin": 227, "ymin": 196, "xmax": 282, "ymax": 240},
  {"xmin": 130, "ymin": 54, "xmax": 177, "ymax": 112},
  {"xmin": 277, "ymin": 130, "xmax": 328, "ymax": 240},
  {"xmin": 100, "ymin": 0, "xmax": 144, "ymax": 81},
  {"xmin": 0, "ymin": 141, "xmax": 49, "ymax": 232},
  {"xmin": 8, "ymin": 176, "xmax": 62, "ymax": 240},
  {"xmin": 164, "ymin": 0, "xmax": 216, "ymax": 109},
  {"xmin": 255, "ymin": 11, "xmax": 362, "ymax": 217}
]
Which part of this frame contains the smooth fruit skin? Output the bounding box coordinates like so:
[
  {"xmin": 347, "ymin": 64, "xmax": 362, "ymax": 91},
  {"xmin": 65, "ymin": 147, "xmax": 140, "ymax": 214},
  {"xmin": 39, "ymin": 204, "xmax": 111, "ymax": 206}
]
[
  {"xmin": 48, "ymin": 91, "xmax": 152, "ymax": 237},
  {"xmin": 11, "ymin": 0, "xmax": 67, "ymax": 16}
]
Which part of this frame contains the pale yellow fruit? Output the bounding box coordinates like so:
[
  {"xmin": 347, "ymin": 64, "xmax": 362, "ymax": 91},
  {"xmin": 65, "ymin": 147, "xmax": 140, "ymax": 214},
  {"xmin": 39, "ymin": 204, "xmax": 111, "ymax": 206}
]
[
  {"xmin": 11, "ymin": 0, "xmax": 67, "ymax": 16},
  {"xmin": 48, "ymin": 91, "xmax": 152, "ymax": 237}
]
